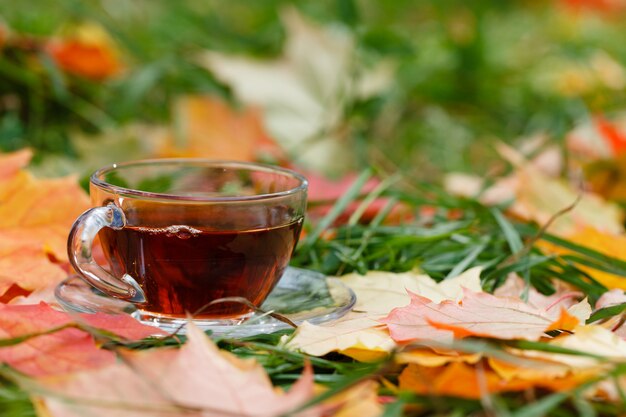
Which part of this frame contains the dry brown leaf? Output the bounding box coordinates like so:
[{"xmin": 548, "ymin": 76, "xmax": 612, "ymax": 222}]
[{"xmin": 513, "ymin": 167, "xmax": 623, "ymax": 235}]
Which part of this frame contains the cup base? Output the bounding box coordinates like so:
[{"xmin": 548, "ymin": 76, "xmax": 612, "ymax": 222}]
[
  {"xmin": 55, "ymin": 267, "xmax": 356, "ymax": 337},
  {"xmin": 132, "ymin": 309, "xmax": 253, "ymax": 332}
]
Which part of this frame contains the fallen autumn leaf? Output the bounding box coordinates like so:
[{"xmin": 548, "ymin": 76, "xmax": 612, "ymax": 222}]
[{"xmin": 37, "ymin": 323, "xmax": 315, "ymax": 417}]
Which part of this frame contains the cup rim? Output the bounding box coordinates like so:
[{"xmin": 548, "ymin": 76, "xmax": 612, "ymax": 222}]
[{"xmin": 91, "ymin": 158, "xmax": 308, "ymax": 202}]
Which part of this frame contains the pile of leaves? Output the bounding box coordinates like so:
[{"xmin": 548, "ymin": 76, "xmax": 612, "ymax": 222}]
[{"xmin": 2, "ymin": 134, "xmax": 626, "ymax": 417}]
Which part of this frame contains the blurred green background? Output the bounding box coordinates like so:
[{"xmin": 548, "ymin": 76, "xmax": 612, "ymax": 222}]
[{"xmin": 1, "ymin": 0, "xmax": 625, "ymax": 179}]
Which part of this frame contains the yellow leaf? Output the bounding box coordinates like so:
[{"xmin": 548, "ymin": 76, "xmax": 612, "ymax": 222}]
[
  {"xmin": 488, "ymin": 357, "xmax": 573, "ymax": 381},
  {"xmin": 341, "ymin": 266, "xmax": 482, "ymax": 314},
  {"xmin": 396, "ymin": 349, "xmax": 481, "ymax": 367},
  {"xmin": 514, "ymin": 167, "xmax": 623, "ymax": 235},
  {"xmin": 541, "ymin": 226, "xmax": 626, "ymax": 290},
  {"xmin": 0, "ymin": 171, "xmax": 88, "ymax": 229},
  {"xmin": 566, "ymin": 298, "xmax": 592, "ymax": 323},
  {"xmin": 285, "ymin": 268, "xmax": 482, "ymax": 360},
  {"xmin": 525, "ymin": 325, "xmax": 626, "ymax": 369},
  {"xmin": 324, "ymin": 381, "xmax": 383, "ymax": 417},
  {"xmin": 340, "ymin": 347, "xmax": 389, "ymax": 362},
  {"xmin": 285, "ymin": 315, "xmax": 395, "ymax": 361},
  {"xmin": 445, "ymin": 143, "xmax": 624, "ymax": 236}
]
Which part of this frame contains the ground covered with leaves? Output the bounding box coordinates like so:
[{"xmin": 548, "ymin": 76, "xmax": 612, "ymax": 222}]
[{"xmin": 4, "ymin": 1, "xmax": 626, "ymax": 416}]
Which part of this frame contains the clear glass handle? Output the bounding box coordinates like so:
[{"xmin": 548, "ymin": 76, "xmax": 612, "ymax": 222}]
[{"xmin": 67, "ymin": 204, "xmax": 146, "ymax": 303}]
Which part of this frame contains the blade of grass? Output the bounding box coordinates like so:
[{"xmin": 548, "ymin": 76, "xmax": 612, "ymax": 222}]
[
  {"xmin": 346, "ymin": 198, "xmax": 399, "ymax": 267},
  {"xmin": 0, "ymin": 324, "xmax": 78, "ymax": 347},
  {"xmin": 381, "ymin": 399, "xmax": 405, "ymax": 417},
  {"xmin": 444, "ymin": 239, "xmax": 489, "ymax": 280},
  {"xmin": 491, "ymin": 208, "xmax": 531, "ymax": 300},
  {"xmin": 510, "ymin": 391, "xmax": 569, "ymax": 417},
  {"xmin": 561, "ymin": 254, "xmax": 626, "ymax": 278},
  {"xmin": 490, "ymin": 208, "xmax": 523, "ymax": 253},
  {"xmin": 573, "ymin": 396, "xmax": 597, "ymax": 417},
  {"xmin": 284, "ymin": 361, "xmax": 386, "ymax": 416},
  {"xmin": 588, "ymin": 303, "xmax": 626, "ymax": 323},
  {"xmin": 508, "ymin": 340, "xmax": 606, "ymax": 360},
  {"xmin": 347, "ymin": 174, "xmax": 399, "ymax": 226},
  {"xmin": 38, "ymin": 53, "xmax": 68, "ymax": 100},
  {"xmin": 301, "ymin": 169, "xmax": 372, "ymax": 249},
  {"xmin": 484, "ymin": 255, "xmax": 553, "ymax": 282}
]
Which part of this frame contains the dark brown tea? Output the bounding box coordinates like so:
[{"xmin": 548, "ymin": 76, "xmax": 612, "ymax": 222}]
[{"xmin": 99, "ymin": 218, "xmax": 303, "ymax": 318}]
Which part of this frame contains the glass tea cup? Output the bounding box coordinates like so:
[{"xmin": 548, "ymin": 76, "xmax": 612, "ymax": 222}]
[{"xmin": 67, "ymin": 159, "xmax": 307, "ymax": 327}]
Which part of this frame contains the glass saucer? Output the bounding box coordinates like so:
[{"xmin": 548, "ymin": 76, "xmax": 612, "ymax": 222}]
[{"xmin": 55, "ymin": 267, "xmax": 356, "ymax": 337}]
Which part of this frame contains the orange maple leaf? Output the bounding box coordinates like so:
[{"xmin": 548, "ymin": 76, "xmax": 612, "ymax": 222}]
[
  {"xmin": 160, "ymin": 95, "xmax": 285, "ymax": 163},
  {"xmin": 399, "ymin": 362, "xmax": 588, "ymax": 399},
  {"xmin": 0, "ymin": 233, "xmax": 66, "ymax": 297},
  {"xmin": 383, "ymin": 290, "xmax": 553, "ymax": 341},
  {"xmin": 0, "ymin": 303, "xmax": 163, "ymax": 376},
  {"xmin": 382, "ymin": 289, "xmax": 582, "ymax": 342},
  {"xmin": 0, "ymin": 150, "xmax": 90, "ymax": 300}
]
